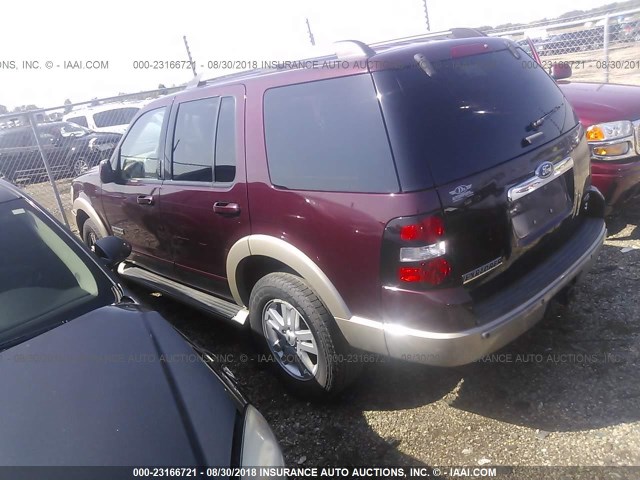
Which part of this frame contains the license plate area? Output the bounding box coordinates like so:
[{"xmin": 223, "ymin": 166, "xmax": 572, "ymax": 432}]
[{"xmin": 509, "ymin": 174, "xmax": 572, "ymax": 244}]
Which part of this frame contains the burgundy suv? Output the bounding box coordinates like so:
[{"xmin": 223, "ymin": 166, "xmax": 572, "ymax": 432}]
[{"xmin": 72, "ymin": 31, "xmax": 606, "ymax": 398}]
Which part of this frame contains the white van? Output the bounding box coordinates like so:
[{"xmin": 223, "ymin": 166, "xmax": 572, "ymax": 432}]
[{"xmin": 63, "ymin": 102, "xmax": 147, "ymax": 135}]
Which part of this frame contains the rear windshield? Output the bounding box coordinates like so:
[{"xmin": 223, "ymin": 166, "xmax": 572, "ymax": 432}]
[
  {"xmin": 373, "ymin": 48, "xmax": 578, "ymax": 189},
  {"xmin": 93, "ymin": 107, "xmax": 139, "ymax": 128}
]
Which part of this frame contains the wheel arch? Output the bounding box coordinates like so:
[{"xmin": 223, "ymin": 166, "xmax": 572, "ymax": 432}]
[
  {"xmin": 72, "ymin": 193, "xmax": 109, "ymax": 238},
  {"xmin": 227, "ymin": 235, "xmax": 351, "ymax": 320}
]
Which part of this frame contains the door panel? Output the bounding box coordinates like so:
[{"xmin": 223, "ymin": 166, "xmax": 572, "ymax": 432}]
[
  {"xmin": 160, "ymin": 86, "xmax": 248, "ymax": 299},
  {"xmin": 101, "ymin": 103, "xmax": 173, "ymax": 277}
]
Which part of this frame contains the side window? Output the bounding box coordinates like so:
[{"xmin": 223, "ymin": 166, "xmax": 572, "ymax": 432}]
[
  {"xmin": 214, "ymin": 97, "xmax": 236, "ymax": 182},
  {"xmin": 263, "ymin": 75, "xmax": 398, "ymax": 193},
  {"xmin": 66, "ymin": 116, "xmax": 89, "ymax": 128},
  {"xmin": 119, "ymin": 107, "xmax": 166, "ymax": 180},
  {"xmin": 172, "ymin": 97, "xmax": 220, "ymax": 182}
]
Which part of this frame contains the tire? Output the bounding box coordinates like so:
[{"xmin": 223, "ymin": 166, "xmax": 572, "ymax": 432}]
[
  {"xmin": 249, "ymin": 272, "xmax": 361, "ymax": 399},
  {"xmin": 82, "ymin": 218, "xmax": 101, "ymax": 250}
]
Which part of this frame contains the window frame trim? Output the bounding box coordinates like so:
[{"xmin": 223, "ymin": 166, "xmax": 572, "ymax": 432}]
[
  {"xmin": 114, "ymin": 105, "xmax": 169, "ymax": 184},
  {"xmin": 164, "ymin": 93, "xmax": 239, "ymax": 187}
]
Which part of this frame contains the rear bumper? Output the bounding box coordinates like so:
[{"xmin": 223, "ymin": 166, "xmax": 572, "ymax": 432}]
[
  {"xmin": 592, "ymin": 158, "xmax": 640, "ymax": 211},
  {"xmin": 336, "ymin": 217, "xmax": 606, "ymax": 366}
]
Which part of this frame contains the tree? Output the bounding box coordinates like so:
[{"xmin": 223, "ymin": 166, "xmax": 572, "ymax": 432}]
[
  {"xmin": 12, "ymin": 104, "xmax": 38, "ymax": 112},
  {"xmin": 158, "ymin": 83, "xmax": 168, "ymax": 95},
  {"xmin": 63, "ymin": 99, "xmax": 73, "ymax": 114},
  {"xmin": 0, "ymin": 104, "xmax": 7, "ymax": 115}
]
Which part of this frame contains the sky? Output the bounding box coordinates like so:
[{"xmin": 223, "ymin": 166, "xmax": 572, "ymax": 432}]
[{"xmin": 0, "ymin": 0, "xmax": 617, "ymax": 111}]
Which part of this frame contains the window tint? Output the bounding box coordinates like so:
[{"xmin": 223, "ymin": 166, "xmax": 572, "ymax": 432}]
[
  {"xmin": 66, "ymin": 116, "xmax": 89, "ymax": 128},
  {"xmin": 93, "ymin": 107, "xmax": 139, "ymax": 128},
  {"xmin": 0, "ymin": 199, "xmax": 114, "ymax": 348},
  {"xmin": 0, "ymin": 129, "xmax": 35, "ymax": 148},
  {"xmin": 373, "ymin": 48, "xmax": 578, "ymax": 189},
  {"xmin": 120, "ymin": 107, "xmax": 165, "ymax": 180},
  {"xmin": 172, "ymin": 97, "xmax": 219, "ymax": 182},
  {"xmin": 263, "ymin": 74, "xmax": 398, "ymax": 193},
  {"xmin": 214, "ymin": 97, "xmax": 236, "ymax": 182}
]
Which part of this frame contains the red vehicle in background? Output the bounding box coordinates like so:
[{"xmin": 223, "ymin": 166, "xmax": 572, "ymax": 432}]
[{"xmin": 524, "ymin": 37, "xmax": 640, "ymax": 214}]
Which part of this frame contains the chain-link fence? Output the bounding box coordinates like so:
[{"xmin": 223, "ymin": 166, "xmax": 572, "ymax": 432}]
[
  {"xmin": 0, "ymin": 87, "xmax": 182, "ymax": 230},
  {"xmin": 490, "ymin": 7, "xmax": 640, "ymax": 85}
]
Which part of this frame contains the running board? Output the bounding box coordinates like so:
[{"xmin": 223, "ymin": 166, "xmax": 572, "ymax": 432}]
[{"xmin": 118, "ymin": 264, "xmax": 248, "ymax": 325}]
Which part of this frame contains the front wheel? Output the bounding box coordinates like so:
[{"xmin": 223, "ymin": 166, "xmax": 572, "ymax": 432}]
[
  {"xmin": 82, "ymin": 218, "xmax": 102, "ymax": 250},
  {"xmin": 249, "ymin": 272, "xmax": 361, "ymax": 399}
]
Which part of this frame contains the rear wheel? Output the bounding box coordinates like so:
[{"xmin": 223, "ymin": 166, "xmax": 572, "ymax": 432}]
[
  {"xmin": 82, "ymin": 218, "xmax": 101, "ymax": 250},
  {"xmin": 249, "ymin": 272, "xmax": 361, "ymax": 399}
]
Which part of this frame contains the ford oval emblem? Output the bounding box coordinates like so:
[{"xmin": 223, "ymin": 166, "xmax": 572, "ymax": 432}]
[{"xmin": 535, "ymin": 161, "xmax": 554, "ymax": 179}]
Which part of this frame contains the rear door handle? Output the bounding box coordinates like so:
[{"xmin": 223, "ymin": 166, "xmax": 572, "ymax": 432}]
[
  {"xmin": 136, "ymin": 195, "xmax": 154, "ymax": 206},
  {"xmin": 213, "ymin": 202, "xmax": 240, "ymax": 216}
]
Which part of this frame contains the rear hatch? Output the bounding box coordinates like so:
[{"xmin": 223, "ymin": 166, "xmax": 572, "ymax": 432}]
[{"xmin": 373, "ymin": 38, "xmax": 590, "ymax": 292}]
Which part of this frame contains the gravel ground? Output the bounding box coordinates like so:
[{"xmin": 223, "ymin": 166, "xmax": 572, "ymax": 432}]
[{"xmin": 23, "ymin": 179, "xmax": 640, "ymax": 476}]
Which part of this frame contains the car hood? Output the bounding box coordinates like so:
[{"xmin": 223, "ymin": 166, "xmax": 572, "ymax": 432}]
[
  {"xmin": 0, "ymin": 304, "xmax": 241, "ymax": 466},
  {"xmin": 558, "ymin": 81, "xmax": 640, "ymax": 126}
]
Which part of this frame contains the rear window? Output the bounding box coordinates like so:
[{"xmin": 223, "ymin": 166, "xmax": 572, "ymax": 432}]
[
  {"xmin": 93, "ymin": 107, "xmax": 139, "ymax": 128},
  {"xmin": 373, "ymin": 48, "xmax": 578, "ymax": 189},
  {"xmin": 264, "ymin": 74, "xmax": 399, "ymax": 193}
]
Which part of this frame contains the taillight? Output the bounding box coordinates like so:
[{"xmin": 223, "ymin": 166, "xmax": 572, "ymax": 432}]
[
  {"xmin": 398, "ymin": 258, "xmax": 452, "ymax": 285},
  {"xmin": 381, "ymin": 213, "xmax": 452, "ymax": 288},
  {"xmin": 399, "ymin": 216, "xmax": 444, "ymax": 243}
]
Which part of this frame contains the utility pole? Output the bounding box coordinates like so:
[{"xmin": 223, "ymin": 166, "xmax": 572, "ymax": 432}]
[
  {"xmin": 422, "ymin": 0, "xmax": 430, "ymax": 31},
  {"xmin": 183, "ymin": 35, "xmax": 197, "ymax": 77},
  {"xmin": 306, "ymin": 17, "xmax": 316, "ymax": 46}
]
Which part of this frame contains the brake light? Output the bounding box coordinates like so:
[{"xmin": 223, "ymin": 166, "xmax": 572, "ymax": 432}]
[
  {"xmin": 399, "ymin": 267, "xmax": 422, "ymax": 283},
  {"xmin": 399, "ymin": 216, "xmax": 445, "ymax": 243},
  {"xmin": 382, "ymin": 213, "xmax": 452, "ymax": 288},
  {"xmin": 422, "ymin": 258, "xmax": 452, "ymax": 285},
  {"xmin": 398, "ymin": 258, "xmax": 452, "ymax": 285}
]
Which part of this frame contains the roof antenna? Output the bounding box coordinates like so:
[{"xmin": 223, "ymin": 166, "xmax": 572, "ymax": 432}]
[
  {"xmin": 414, "ymin": 53, "xmax": 436, "ymax": 77},
  {"xmin": 183, "ymin": 35, "xmax": 198, "ymax": 77}
]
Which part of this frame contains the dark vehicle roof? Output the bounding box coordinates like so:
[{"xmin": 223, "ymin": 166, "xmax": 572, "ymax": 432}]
[
  {"xmin": 0, "ymin": 304, "xmax": 241, "ymax": 466},
  {"xmin": 0, "ymin": 180, "xmax": 22, "ymax": 204},
  {"xmin": 159, "ymin": 32, "xmax": 503, "ymax": 105}
]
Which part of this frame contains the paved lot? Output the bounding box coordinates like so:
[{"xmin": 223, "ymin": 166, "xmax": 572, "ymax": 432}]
[{"xmin": 24, "ymin": 179, "xmax": 640, "ymax": 473}]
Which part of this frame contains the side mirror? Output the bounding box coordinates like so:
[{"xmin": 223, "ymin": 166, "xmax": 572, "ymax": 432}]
[
  {"xmin": 551, "ymin": 63, "xmax": 572, "ymax": 80},
  {"xmin": 93, "ymin": 236, "xmax": 131, "ymax": 269},
  {"xmin": 99, "ymin": 158, "xmax": 117, "ymax": 183}
]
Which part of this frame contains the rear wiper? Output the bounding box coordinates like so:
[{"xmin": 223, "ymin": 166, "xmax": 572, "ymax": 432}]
[{"xmin": 529, "ymin": 103, "xmax": 562, "ymax": 130}]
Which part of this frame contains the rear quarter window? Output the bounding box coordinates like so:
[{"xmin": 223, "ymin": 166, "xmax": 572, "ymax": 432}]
[{"xmin": 263, "ymin": 74, "xmax": 399, "ymax": 193}]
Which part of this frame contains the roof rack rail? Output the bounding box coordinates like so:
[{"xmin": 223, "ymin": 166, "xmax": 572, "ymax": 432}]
[
  {"xmin": 185, "ymin": 73, "xmax": 205, "ymax": 89},
  {"xmin": 334, "ymin": 40, "xmax": 376, "ymax": 60},
  {"xmin": 370, "ymin": 27, "xmax": 487, "ymax": 49}
]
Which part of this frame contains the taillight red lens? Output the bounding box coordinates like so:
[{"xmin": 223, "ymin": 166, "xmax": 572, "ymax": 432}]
[
  {"xmin": 400, "ymin": 224, "xmax": 420, "ymax": 241},
  {"xmin": 422, "ymin": 258, "xmax": 452, "ymax": 285},
  {"xmin": 399, "ymin": 216, "xmax": 445, "ymax": 243},
  {"xmin": 422, "ymin": 216, "xmax": 445, "ymax": 243},
  {"xmin": 399, "ymin": 267, "xmax": 422, "ymax": 283},
  {"xmin": 398, "ymin": 258, "xmax": 451, "ymax": 285}
]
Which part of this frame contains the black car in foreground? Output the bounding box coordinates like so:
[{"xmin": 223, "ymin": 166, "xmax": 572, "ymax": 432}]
[
  {"xmin": 0, "ymin": 122, "xmax": 120, "ymax": 183},
  {"xmin": 0, "ymin": 180, "xmax": 284, "ymax": 473}
]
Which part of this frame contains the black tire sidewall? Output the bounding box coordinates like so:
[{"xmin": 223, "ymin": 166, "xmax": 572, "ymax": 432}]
[
  {"xmin": 249, "ymin": 274, "xmax": 337, "ymax": 397},
  {"xmin": 82, "ymin": 219, "xmax": 101, "ymax": 248}
]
